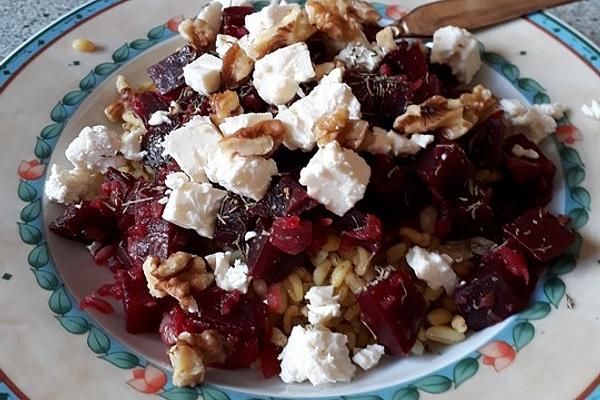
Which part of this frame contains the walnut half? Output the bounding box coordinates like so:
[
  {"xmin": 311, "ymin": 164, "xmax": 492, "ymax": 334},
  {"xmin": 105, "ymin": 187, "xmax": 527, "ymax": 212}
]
[
  {"xmin": 143, "ymin": 252, "xmax": 214, "ymax": 313},
  {"xmin": 209, "ymin": 90, "xmax": 242, "ymax": 125},
  {"xmin": 222, "ymin": 43, "xmax": 254, "ymax": 89},
  {"xmin": 306, "ymin": 0, "xmax": 380, "ymax": 44},
  {"xmin": 178, "ymin": 18, "xmax": 217, "ymax": 50},
  {"xmin": 314, "ymin": 108, "xmax": 369, "ymax": 149},
  {"xmin": 393, "ymin": 85, "xmax": 499, "ymax": 140},
  {"xmin": 169, "ymin": 330, "xmax": 230, "ymax": 387},
  {"xmin": 219, "ymin": 120, "xmax": 286, "ymax": 157}
]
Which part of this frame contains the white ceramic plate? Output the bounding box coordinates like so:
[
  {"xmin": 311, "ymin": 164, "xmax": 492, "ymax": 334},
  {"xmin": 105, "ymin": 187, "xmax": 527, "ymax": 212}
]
[{"xmin": 1, "ymin": 1, "xmax": 599, "ymax": 399}]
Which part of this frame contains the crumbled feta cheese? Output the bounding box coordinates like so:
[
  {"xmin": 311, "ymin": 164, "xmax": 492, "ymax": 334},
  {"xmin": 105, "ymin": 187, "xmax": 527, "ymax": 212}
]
[
  {"xmin": 410, "ymin": 133, "xmax": 435, "ymax": 149},
  {"xmin": 197, "ymin": 1, "xmax": 223, "ymax": 32},
  {"xmin": 277, "ymin": 68, "xmax": 361, "ymax": 151},
  {"xmin": 532, "ymin": 103, "xmax": 565, "ymax": 119},
  {"xmin": 244, "ymin": 231, "xmax": 257, "ymax": 241},
  {"xmin": 582, "ymin": 99, "xmax": 600, "ymax": 121},
  {"xmin": 205, "ymin": 147, "xmax": 278, "ymax": 200},
  {"xmin": 148, "ymin": 110, "xmax": 172, "ymax": 126},
  {"xmin": 304, "ymin": 285, "xmax": 341, "ymax": 324},
  {"xmin": 162, "ymin": 172, "xmax": 227, "ymax": 238},
  {"xmin": 406, "ymin": 246, "xmax": 458, "ymax": 294},
  {"xmin": 299, "ymin": 141, "xmax": 370, "ymax": 216},
  {"xmin": 65, "ymin": 125, "xmax": 126, "ymax": 172},
  {"xmin": 218, "ymin": 112, "xmax": 273, "ymax": 136},
  {"xmin": 245, "ymin": 2, "xmax": 298, "ymax": 38},
  {"xmin": 216, "ymin": 0, "xmax": 247, "ymax": 6},
  {"xmin": 215, "ymin": 34, "xmax": 238, "ymax": 58},
  {"xmin": 512, "ymin": 144, "xmax": 539, "ymax": 159},
  {"xmin": 45, "ymin": 164, "xmax": 103, "ymax": 204},
  {"xmin": 253, "ymin": 43, "xmax": 316, "ymax": 105},
  {"xmin": 430, "ymin": 26, "xmax": 481, "ymax": 84},
  {"xmin": 335, "ymin": 43, "xmax": 384, "ymax": 72},
  {"xmin": 362, "ymin": 127, "xmax": 423, "ymax": 156},
  {"xmin": 500, "ymin": 99, "xmax": 558, "ymax": 143},
  {"xmin": 161, "ymin": 116, "xmax": 222, "ymax": 183},
  {"xmin": 183, "ymin": 54, "xmax": 223, "ymax": 95},
  {"xmin": 165, "ymin": 171, "xmax": 191, "ymax": 189},
  {"xmin": 279, "ymin": 325, "xmax": 356, "ymax": 385},
  {"xmin": 205, "ymin": 252, "xmax": 251, "ymax": 293},
  {"xmin": 352, "ymin": 344, "xmax": 385, "ymax": 371},
  {"xmin": 120, "ymin": 126, "xmax": 147, "ymax": 161}
]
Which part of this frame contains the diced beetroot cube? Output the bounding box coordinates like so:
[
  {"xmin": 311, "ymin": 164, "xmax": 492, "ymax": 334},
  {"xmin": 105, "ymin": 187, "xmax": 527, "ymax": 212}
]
[
  {"xmin": 222, "ymin": 337, "xmax": 260, "ymax": 369},
  {"xmin": 412, "ymin": 73, "xmax": 444, "ymax": 104},
  {"xmin": 220, "ymin": 290, "xmax": 242, "ymax": 315},
  {"xmin": 159, "ymin": 306, "xmax": 187, "ymax": 346},
  {"xmin": 49, "ymin": 201, "xmax": 117, "ymax": 244},
  {"xmin": 132, "ymin": 91, "xmax": 168, "ymax": 123},
  {"xmin": 246, "ymin": 230, "xmax": 306, "ymax": 282},
  {"xmin": 97, "ymin": 281, "xmax": 124, "ymax": 300},
  {"xmin": 416, "ymin": 142, "xmax": 475, "ymax": 199},
  {"xmin": 222, "ymin": 25, "xmax": 249, "ymax": 39},
  {"xmin": 80, "ymin": 294, "xmax": 115, "ymax": 314},
  {"xmin": 357, "ymin": 270, "xmax": 426, "ymax": 356},
  {"xmin": 338, "ymin": 209, "xmax": 383, "ymax": 253},
  {"xmin": 364, "ymin": 155, "xmax": 430, "ymax": 217},
  {"xmin": 462, "ymin": 111, "xmax": 505, "ymax": 169},
  {"xmin": 213, "ymin": 194, "xmax": 254, "ymax": 249},
  {"xmin": 344, "ymin": 71, "xmax": 416, "ymax": 127},
  {"xmin": 250, "ymin": 175, "xmax": 319, "ymax": 219},
  {"xmin": 221, "ymin": 6, "xmax": 255, "ymax": 29},
  {"xmin": 117, "ymin": 267, "xmax": 174, "ymax": 333},
  {"xmin": 503, "ymin": 208, "xmax": 575, "ymax": 262},
  {"xmin": 452, "ymin": 251, "xmax": 533, "ymax": 331},
  {"xmin": 498, "ymin": 134, "xmax": 556, "ymax": 210},
  {"xmin": 435, "ymin": 180, "xmax": 496, "ymax": 239},
  {"xmin": 270, "ymin": 216, "xmax": 313, "ymax": 255},
  {"xmin": 141, "ymin": 123, "xmax": 174, "ymax": 169},
  {"xmin": 265, "ymin": 283, "xmax": 286, "ymax": 313},
  {"xmin": 146, "ymin": 45, "xmax": 197, "ymax": 95},
  {"xmin": 126, "ymin": 219, "xmax": 191, "ymax": 268},
  {"xmin": 260, "ymin": 342, "xmax": 281, "ymax": 378},
  {"xmin": 237, "ymin": 82, "xmax": 270, "ymax": 113},
  {"xmin": 382, "ymin": 41, "xmax": 429, "ymax": 82},
  {"xmin": 493, "ymin": 244, "xmax": 530, "ymax": 284}
]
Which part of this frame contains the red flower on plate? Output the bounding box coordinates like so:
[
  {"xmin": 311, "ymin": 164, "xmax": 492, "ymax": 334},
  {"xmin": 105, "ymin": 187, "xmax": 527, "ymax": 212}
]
[
  {"xmin": 127, "ymin": 364, "xmax": 168, "ymax": 394},
  {"xmin": 18, "ymin": 159, "xmax": 45, "ymax": 180},
  {"xmin": 167, "ymin": 15, "xmax": 185, "ymax": 32},
  {"xmin": 386, "ymin": 5, "xmax": 410, "ymax": 20},
  {"xmin": 478, "ymin": 340, "xmax": 516, "ymax": 371},
  {"xmin": 555, "ymin": 125, "xmax": 583, "ymax": 144}
]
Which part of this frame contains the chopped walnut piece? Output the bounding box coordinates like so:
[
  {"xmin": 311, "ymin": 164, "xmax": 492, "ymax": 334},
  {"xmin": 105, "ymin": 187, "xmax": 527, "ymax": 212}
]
[
  {"xmin": 209, "ymin": 90, "xmax": 242, "ymax": 125},
  {"xmin": 460, "ymin": 84, "xmax": 498, "ymax": 126},
  {"xmin": 314, "ymin": 108, "xmax": 369, "ymax": 149},
  {"xmin": 314, "ymin": 62, "xmax": 336, "ymax": 80},
  {"xmin": 104, "ymin": 74, "xmax": 135, "ymax": 123},
  {"xmin": 178, "ymin": 18, "xmax": 217, "ymax": 50},
  {"xmin": 169, "ymin": 330, "xmax": 230, "ymax": 387},
  {"xmin": 142, "ymin": 252, "xmax": 214, "ymax": 313},
  {"xmin": 393, "ymin": 85, "xmax": 498, "ymax": 140},
  {"xmin": 306, "ymin": 0, "xmax": 380, "ymax": 44},
  {"xmin": 219, "ymin": 120, "xmax": 286, "ymax": 156},
  {"xmin": 222, "ymin": 43, "xmax": 254, "ymax": 89},
  {"xmin": 375, "ymin": 26, "xmax": 399, "ymax": 52},
  {"xmin": 247, "ymin": 7, "xmax": 316, "ymax": 60}
]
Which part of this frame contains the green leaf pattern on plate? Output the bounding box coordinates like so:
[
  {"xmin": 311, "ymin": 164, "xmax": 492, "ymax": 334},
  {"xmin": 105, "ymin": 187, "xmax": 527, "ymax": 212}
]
[
  {"xmin": 32, "ymin": 269, "xmax": 59, "ymax": 290},
  {"xmin": 412, "ymin": 375, "xmax": 452, "ymax": 394},
  {"xmin": 392, "ymin": 387, "xmax": 420, "ymax": 400},
  {"xmin": 159, "ymin": 387, "xmax": 200, "ymax": 400},
  {"xmin": 513, "ymin": 322, "xmax": 535, "ymax": 351},
  {"xmin": 544, "ymin": 275, "xmax": 566, "ymax": 308},
  {"xmin": 28, "ymin": 243, "xmax": 49, "ymax": 268},
  {"xmin": 87, "ymin": 325, "xmax": 111, "ymax": 354},
  {"xmin": 202, "ymin": 387, "xmax": 231, "ymax": 400},
  {"xmin": 100, "ymin": 352, "xmax": 140, "ymax": 369},
  {"xmin": 57, "ymin": 316, "xmax": 90, "ymax": 334},
  {"xmin": 20, "ymin": 199, "xmax": 41, "ymax": 222},
  {"xmin": 18, "ymin": 180, "xmax": 37, "ymax": 201},
  {"xmin": 453, "ymin": 358, "xmax": 479, "ymax": 387},
  {"xmin": 48, "ymin": 285, "xmax": 72, "ymax": 315},
  {"xmin": 518, "ymin": 302, "xmax": 551, "ymax": 320}
]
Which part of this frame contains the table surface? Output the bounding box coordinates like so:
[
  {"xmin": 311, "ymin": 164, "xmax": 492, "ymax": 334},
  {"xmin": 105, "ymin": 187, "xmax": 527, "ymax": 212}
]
[{"xmin": 0, "ymin": 0, "xmax": 598, "ymax": 58}]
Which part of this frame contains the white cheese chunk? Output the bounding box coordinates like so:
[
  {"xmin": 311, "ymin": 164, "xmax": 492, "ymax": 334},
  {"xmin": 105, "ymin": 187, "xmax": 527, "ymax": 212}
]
[
  {"xmin": 183, "ymin": 54, "xmax": 223, "ymax": 95},
  {"xmin": 205, "ymin": 252, "xmax": 252, "ymax": 293},
  {"xmin": 244, "ymin": 230, "xmax": 257, "ymax": 241},
  {"xmin": 363, "ymin": 128, "xmax": 432, "ymax": 156},
  {"xmin": 430, "ymin": 26, "xmax": 481, "ymax": 84},
  {"xmin": 335, "ymin": 43, "xmax": 384, "ymax": 72},
  {"xmin": 161, "ymin": 116, "xmax": 222, "ymax": 183},
  {"xmin": 304, "ymin": 285, "xmax": 341, "ymax": 324},
  {"xmin": 512, "ymin": 144, "xmax": 539, "ymax": 159},
  {"xmin": 352, "ymin": 344, "xmax": 385, "ymax": 371},
  {"xmin": 582, "ymin": 99, "xmax": 600, "ymax": 121},
  {"xmin": 532, "ymin": 103, "xmax": 565, "ymax": 119},
  {"xmin": 500, "ymin": 98, "xmax": 559, "ymax": 143},
  {"xmin": 205, "ymin": 147, "xmax": 278, "ymax": 200},
  {"xmin": 120, "ymin": 126, "xmax": 147, "ymax": 161},
  {"xmin": 279, "ymin": 325, "xmax": 356, "ymax": 385},
  {"xmin": 277, "ymin": 68, "xmax": 361, "ymax": 151},
  {"xmin": 245, "ymin": 2, "xmax": 298, "ymax": 38},
  {"xmin": 218, "ymin": 112, "xmax": 273, "ymax": 136},
  {"xmin": 45, "ymin": 164, "xmax": 103, "ymax": 204},
  {"xmin": 216, "ymin": 0, "xmax": 247, "ymax": 6},
  {"xmin": 253, "ymin": 43, "xmax": 316, "ymax": 105},
  {"xmin": 215, "ymin": 34, "xmax": 238, "ymax": 58},
  {"xmin": 299, "ymin": 141, "xmax": 370, "ymax": 216},
  {"xmin": 406, "ymin": 246, "xmax": 458, "ymax": 295},
  {"xmin": 65, "ymin": 125, "xmax": 126, "ymax": 172},
  {"xmin": 148, "ymin": 110, "xmax": 172, "ymax": 126},
  {"xmin": 410, "ymin": 133, "xmax": 435, "ymax": 149},
  {"xmin": 162, "ymin": 172, "xmax": 227, "ymax": 238},
  {"xmin": 197, "ymin": 1, "xmax": 223, "ymax": 32}
]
